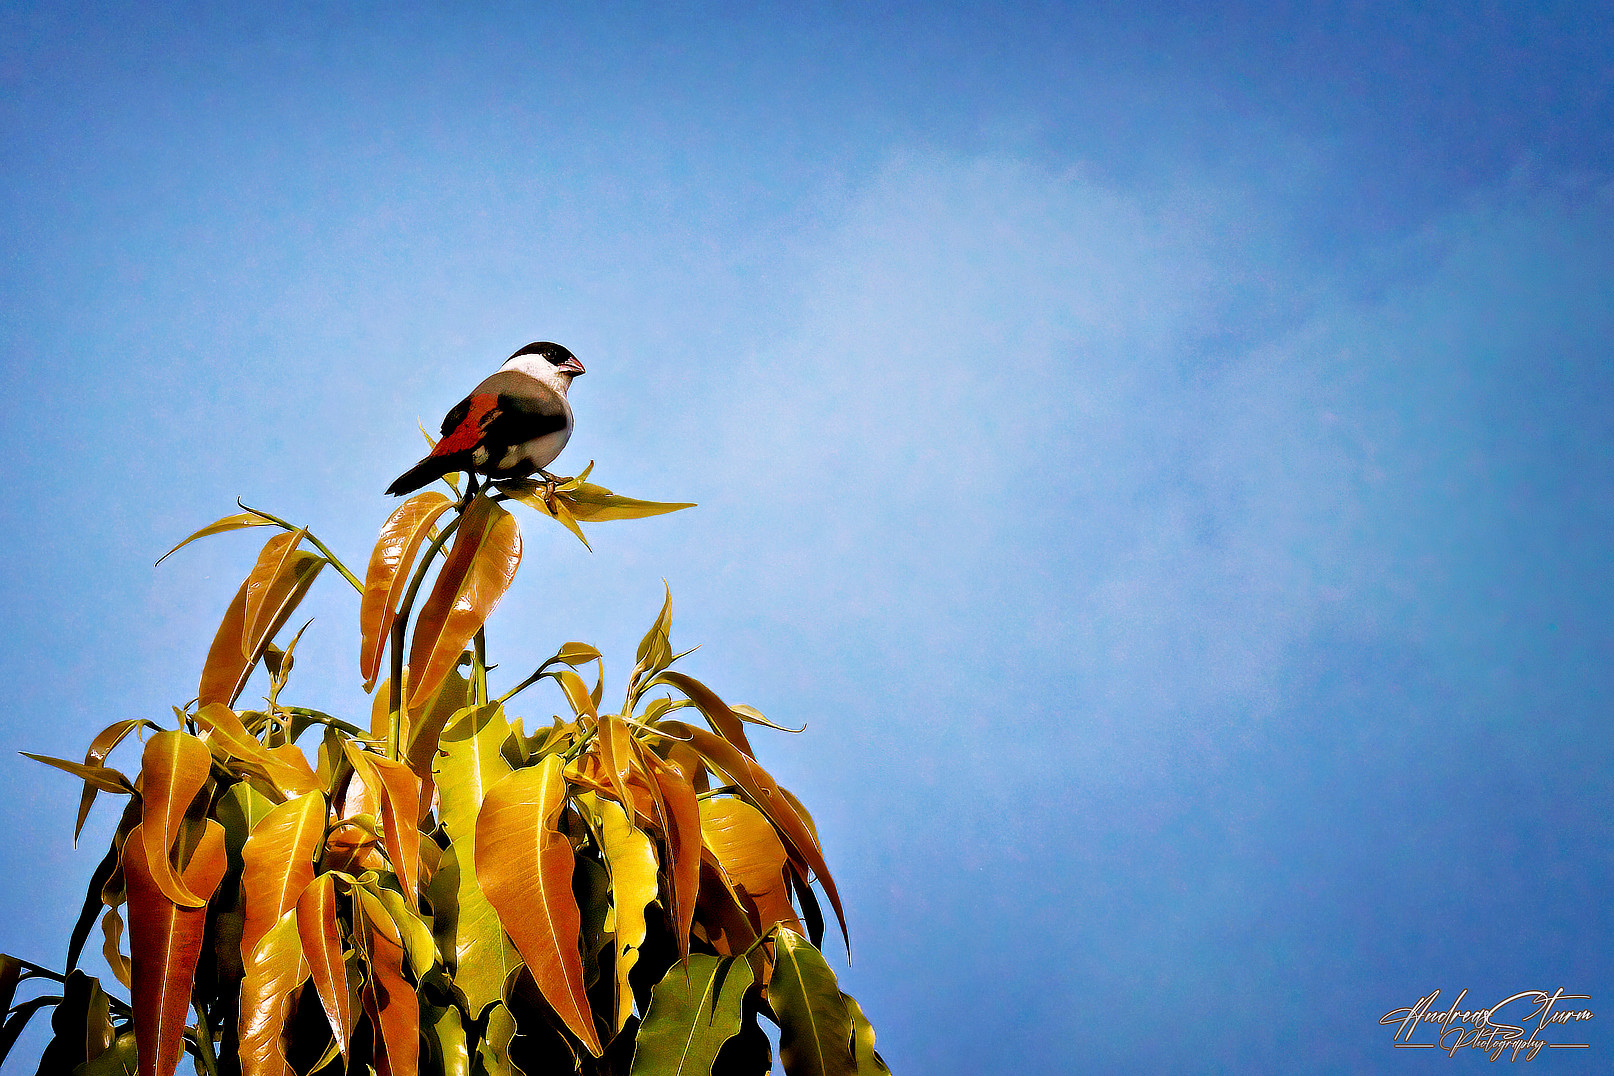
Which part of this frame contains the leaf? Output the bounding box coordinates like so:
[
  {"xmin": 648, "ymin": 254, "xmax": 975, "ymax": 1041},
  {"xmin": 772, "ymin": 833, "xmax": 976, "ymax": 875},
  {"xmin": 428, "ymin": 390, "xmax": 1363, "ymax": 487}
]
[
  {"xmin": 101, "ymin": 907, "xmax": 132, "ymax": 988},
  {"xmin": 216, "ymin": 781, "xmax": 278, "ymax": 874},
  {"xmin": 199, "ymin": 550, "xmax": 326, "ymax": 708},
  {"xmin": 424, "ymin": 842, "xmax": 517, "ymax": 1024},
  {"xmin": 403, "ymin": 668, "xmax": 472, "ymax": 783},
  {"xmin": 66, "ymin": 838, "xmax": 123, "ymax": 974},
  {"xmin": 371, "ymin": 885, "xmax": 437, "ymax": 982},
  {"xmin": 0, "ymin": 955, "xmax": 18, "ymax": 1015},
  {"xmin": 634, "ymin": 585, "xmax": 674, "ymax": 679},
  {"xmin": 155, "ymin": 511, "xmax": 275, "ymax": 565},
  {"xmin": 843, "ymin": 994, "xmax": 892, "ymax": 1076},
  {"xmin": 74, "ymin": 1028, "xmax": 137, "ymax": 1076},
  {"xmin": 628, "ymin": 954, "xmax": 753, "ymax": 1076},
  {"xmin": 136, "ymin": 731, "xmax": 214, "ymax": 908},
  {"xmin": 296, "ymin": 873, "xmax": 354, "ymax": 1061},
  {"xmin": 239, "ymin": 792, "xmax": 325, "ymax": 963},
  {"xmin": 474, "ymin": 756, "xmax": 601, "ymax": 1057},
  {"xmin": 237, "ymin": 909, "xmax": 309, "ymax": 1076},
  {"xmin": 124, "ymin": 820, "xmax": 228, "ymax": 1076},
  {"xmin": 665, "ymin": 722, "xmax": 849, "ymax": 953},
  {"xmin": 360, "ymin": 492, "xmax": 455, "ymax": 690},
  {"xmin": 425, "ymin": 1003, "xmax": 470, "ymax": 1076},
  {"xmin": 192, "ymin": 704, "xmax": 320, "ymax": 797},
  {"xmin": 503, "ymin": 481, "xmax": 593, "ymax": 549},
  {"xmin": 36, "ymin": 969, "xmax": 115, "ymax": 1072},
  {"xmin": 76, "ymin": 719, "xmax": 151, "ymax": 841},
  {"xmin": 595, "ymin": 711, "xmax": 636, "ymax": 819},
  {"xmin": 561, "ymin": 483, "xmax": 696, "ymax": 522},
  {"xmin": 407, "ymin": 496, "xmax": 521, "ymax": 708},
  {"xmin": 344, "ymin": 745, "xmax": 422, "ymax": 901},
  {"xmin": 429, "ymin": 704, "xmax": 519, "ymax": 1018},
  {"xmin": 0, "ymin": 996, "xmax": 59, "ymax": 1068},
  {"xmin": 578, "ymin": 793, "xmax": 658, "ymax": 1034},
  {"xmin": 357, "ymin": 889, "xmax": 419, "ymax": 1076},
  {"xmin": 649, "ymin": 672, "xmax": 756, "ymax": 759},
  {"xmin": 769, "ymin": 929, "xmax": 857, "ymax": 1076},
  {"xmin": 21, "ymin": 753, "xmax": 136, "ymax": 796},
  {"xmin": 476, "ymin": 1003, "xmax": 519, "ymax": 1076},
  {"xmin": 639, "ymin": 750, "xmax": 700, "ymax": 959},
  {"xmin": 242, "ymin": 528, "xmax": 308, "ymax": 659},
  {"xmin": 699, "ymin": 798, "xmax": 799, "ymax": 936}
]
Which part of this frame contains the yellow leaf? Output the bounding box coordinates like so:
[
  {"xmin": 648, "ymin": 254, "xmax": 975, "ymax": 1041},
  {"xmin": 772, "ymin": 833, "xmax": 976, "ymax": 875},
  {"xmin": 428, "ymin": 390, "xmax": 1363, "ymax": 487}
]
[
  {"xmin": 699, "ymin": 797, "xmax": 800, "ymax": 937},
  {"xmin": 242, "ymin": 529, "xmax": 308, "ymax": 659},
  {"xmin": 578, "ymin": 794, "xmax": 658, "ymax": 1033},
  {"xmin": 155, "ymin": 511, "xmax": 276, "ymax": 565}
]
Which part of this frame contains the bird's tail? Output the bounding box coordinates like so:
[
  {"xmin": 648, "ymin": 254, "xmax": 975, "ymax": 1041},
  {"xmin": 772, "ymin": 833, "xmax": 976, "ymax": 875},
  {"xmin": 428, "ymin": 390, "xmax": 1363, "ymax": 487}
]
[{"xmin": 386, "ymin": 455, "xmax": 457, "ymax": 497}]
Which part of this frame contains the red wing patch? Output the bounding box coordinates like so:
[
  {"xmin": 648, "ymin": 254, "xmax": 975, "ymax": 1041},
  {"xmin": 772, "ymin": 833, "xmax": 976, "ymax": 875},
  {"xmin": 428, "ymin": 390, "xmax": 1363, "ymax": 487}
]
[{"xmin": 432, "ymin": 394, "xmax": 500, "ymax": 456}]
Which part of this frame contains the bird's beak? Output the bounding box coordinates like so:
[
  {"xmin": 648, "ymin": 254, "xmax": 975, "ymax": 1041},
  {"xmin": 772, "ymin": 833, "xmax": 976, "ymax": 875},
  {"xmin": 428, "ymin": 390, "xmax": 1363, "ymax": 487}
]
[{"xmin": 560, "ymin": 356, "xmax": 585, "ymax": 376}]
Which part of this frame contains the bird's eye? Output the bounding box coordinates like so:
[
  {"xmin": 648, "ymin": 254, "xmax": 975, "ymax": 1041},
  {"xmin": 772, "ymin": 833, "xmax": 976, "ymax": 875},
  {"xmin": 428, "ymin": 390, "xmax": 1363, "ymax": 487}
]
[{"xmin": 546, "ymin": 351, "xmax": 567, "ymax": 365}]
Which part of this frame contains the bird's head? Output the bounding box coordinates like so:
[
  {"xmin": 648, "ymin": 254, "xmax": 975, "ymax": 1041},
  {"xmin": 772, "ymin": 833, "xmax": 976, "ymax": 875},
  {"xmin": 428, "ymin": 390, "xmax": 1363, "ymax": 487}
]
[{"xmin": 503, "ymin": 341, "xmax": 585, "ymax": 392}]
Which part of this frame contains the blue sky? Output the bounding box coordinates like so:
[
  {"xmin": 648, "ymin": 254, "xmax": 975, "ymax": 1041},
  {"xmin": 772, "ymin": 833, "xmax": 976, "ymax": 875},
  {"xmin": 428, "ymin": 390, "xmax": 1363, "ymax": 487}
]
[{"xmin": 2, "ymin": 3, "xmax": 1611, "ymax": 1072}]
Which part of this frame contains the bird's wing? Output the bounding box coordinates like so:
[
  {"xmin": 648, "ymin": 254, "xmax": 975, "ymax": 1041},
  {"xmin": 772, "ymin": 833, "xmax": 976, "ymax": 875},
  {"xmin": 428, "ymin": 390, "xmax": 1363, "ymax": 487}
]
[{"xmin": 472, "ymin": 370, "xmax": 570, "ymax": 445}]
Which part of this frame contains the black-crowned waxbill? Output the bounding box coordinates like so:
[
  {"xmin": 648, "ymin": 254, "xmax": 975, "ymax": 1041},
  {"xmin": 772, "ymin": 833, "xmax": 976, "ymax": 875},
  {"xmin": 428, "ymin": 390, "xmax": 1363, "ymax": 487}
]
[{"xmin": 386, "ymin": 341, "xmax": 584, "ymax": 497}]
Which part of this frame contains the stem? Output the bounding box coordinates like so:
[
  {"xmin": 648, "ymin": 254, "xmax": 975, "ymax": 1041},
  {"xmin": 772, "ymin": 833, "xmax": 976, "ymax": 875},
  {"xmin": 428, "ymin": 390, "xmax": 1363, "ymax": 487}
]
[
  {"xmin": 236, "ymin": 500, "xmax": 364, "ymax": 594},
  {"xmin": 387, "ymin": 511, "xmax": 465, "ymax": 759},
  {"xmin": 191, "ymin": 1003, "xmax": 220, "ymax": 1076},
  {"xmin": 473, "ymin": 629, "xmax": 489, "ymax": 706}
]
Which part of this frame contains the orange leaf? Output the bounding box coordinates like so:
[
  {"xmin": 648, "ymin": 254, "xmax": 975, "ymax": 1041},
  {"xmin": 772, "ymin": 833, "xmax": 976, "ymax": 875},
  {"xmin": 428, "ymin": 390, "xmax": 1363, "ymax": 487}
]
[
  {"xmin": 137, "ymin": 732, "xmax": 213, "ymax": 908},
  {"xmin": 237, "ymin": 909, "xmax": 309, "ymax": 1076},
  {"xmin": 125, "ymin": 821, "xmax": 228, "ymax": 1076},
  {"xmin": 407, "ymin": 496, "xmax": 521, "ymax": 708},
  {"xmin": 662, "ymin": 721, "xmax": 849, "ymax": 952},
  {"xmin": 344, "ymin": 744, "xmax": 422, "ymax": 901},
  {"xmin": 239, "ymin": 792, "xmax": 325, "ymax": 963},
  {"xmin": 359, "ymin": 493, "xmax": 454, "ymax": 690},
  {"xmin": 594, "ymin": 712, "xmax": 636, "ymax": 820},
  {"xmin": 640, "ymin": 749, "xmax": 701, "ymax": 959},
  {"xmin": 357, "ymin": 890, "xmax": 419, "ymax": 1076},
  {"xmin": 76, "ymin": 719, "xmax": 147, "ymax": 841},
  {"xmin": 199, "ymin": 548, "xmax": 325, "ymax": 708},
  {"xmin": 191, "ymin": 704, "xmax": 320, "ymax": 797},
  {"xmin": 699, "ymin": 797, "xmax": 800, "ymax": 936},
  {"xmin": 242, "ymin": 529, "xmax": 307, "ymax": 659},
  {"xmin": 474, "ymin": 756, "xmax": 601, "ymax": 1056},
  {"xmin": 296, "ymin": 874, "xmax": 353, "ymax": 1061}
]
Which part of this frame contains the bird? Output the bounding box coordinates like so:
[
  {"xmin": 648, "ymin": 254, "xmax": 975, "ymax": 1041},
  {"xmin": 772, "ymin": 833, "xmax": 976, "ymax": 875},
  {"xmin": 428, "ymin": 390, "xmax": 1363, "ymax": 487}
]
[{"xmin": 386, "ymin": 341, "xmax": 585, "ymax": 497}]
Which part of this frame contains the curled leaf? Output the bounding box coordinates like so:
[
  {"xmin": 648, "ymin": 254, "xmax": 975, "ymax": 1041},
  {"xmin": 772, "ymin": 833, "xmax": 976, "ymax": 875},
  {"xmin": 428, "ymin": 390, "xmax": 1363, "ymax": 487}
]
[{"xmin": 136, "ymin": 731, "xmax": 213, "ymax": 908}]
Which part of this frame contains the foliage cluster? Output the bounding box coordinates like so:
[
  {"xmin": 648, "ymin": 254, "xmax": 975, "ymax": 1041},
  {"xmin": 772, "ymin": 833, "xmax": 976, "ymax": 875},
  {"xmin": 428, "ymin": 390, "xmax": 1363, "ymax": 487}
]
[{"xmin": 2, "ymin": 464, "xmax": 889, "ymax": 1076}]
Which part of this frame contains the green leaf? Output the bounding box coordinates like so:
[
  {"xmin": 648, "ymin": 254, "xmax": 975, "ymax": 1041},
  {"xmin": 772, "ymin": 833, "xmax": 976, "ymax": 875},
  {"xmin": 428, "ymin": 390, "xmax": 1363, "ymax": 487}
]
[
  {"xmin": 628, "ymin": 954, "xmax": 753, "ymax": 1076},
  {"xmin": 21, "ymin": 754, "xmax": 136, "ymax": 797},
  {"xmin": 769, "ymin": 929, "xmax": 856, "ymax": 1076},
  {"xmin": 216, "ymin": 781, "xmax": 278, "ymax": 876},
  {"xmin": 844, "ymin": 994, "xmax": 892, "ymax": 1075},
  {"xmin": 426, "ymin": 842, "xmax": 519, "ymax": 1024},
  {"xmin": 424, "ymin": 1004, "xmax": 470, "ymax": 1076},
  {"xmin": 73, "ymin": 1027, "xmax": 137, "ymax": 1076}
]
